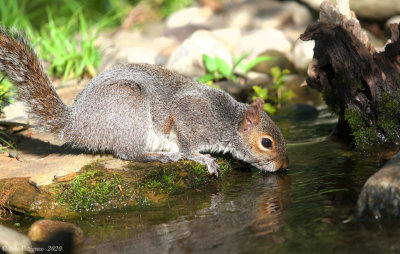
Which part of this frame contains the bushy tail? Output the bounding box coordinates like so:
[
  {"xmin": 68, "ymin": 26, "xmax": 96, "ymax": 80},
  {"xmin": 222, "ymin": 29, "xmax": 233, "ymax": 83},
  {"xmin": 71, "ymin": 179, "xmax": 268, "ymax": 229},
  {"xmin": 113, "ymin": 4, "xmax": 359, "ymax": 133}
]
[{"xmin": 0, "ymin": 27, "xmax": 69, "ymax": 133}]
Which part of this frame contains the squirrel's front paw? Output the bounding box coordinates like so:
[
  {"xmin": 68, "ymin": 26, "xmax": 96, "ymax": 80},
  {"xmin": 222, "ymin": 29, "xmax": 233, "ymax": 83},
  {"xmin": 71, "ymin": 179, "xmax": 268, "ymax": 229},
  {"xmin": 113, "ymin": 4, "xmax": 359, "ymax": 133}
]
[
  {"xmin": 189, "ymin": 153, "xmax": 220, "ymax": 176},
  {"xmin": 203, "ymin": 154, "xmax": 220, "ymax": 175}
]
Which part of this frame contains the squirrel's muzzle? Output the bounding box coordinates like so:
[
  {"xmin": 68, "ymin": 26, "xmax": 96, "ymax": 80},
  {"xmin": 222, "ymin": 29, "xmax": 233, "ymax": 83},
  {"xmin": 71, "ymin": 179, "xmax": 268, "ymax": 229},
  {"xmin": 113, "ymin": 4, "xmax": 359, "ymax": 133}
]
[{"xmin": 277, "ymin": 155, "xmax": 289, "ymax": 170}]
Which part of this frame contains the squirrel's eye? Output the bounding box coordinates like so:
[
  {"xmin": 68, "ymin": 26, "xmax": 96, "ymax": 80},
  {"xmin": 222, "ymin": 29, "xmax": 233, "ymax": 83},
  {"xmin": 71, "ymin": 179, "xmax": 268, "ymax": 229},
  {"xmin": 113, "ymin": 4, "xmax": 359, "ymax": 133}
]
[{"xmin": 261, "ymin": 138, "xmax": 272, "ymax": 149}]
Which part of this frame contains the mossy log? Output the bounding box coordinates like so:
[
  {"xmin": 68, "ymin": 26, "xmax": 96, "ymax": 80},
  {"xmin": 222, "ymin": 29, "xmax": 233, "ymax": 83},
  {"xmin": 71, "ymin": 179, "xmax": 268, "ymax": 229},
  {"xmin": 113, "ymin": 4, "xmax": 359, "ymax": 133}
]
[{"xmin": 300, "ymin": 1, "xmax": 400, "ymax": 147}]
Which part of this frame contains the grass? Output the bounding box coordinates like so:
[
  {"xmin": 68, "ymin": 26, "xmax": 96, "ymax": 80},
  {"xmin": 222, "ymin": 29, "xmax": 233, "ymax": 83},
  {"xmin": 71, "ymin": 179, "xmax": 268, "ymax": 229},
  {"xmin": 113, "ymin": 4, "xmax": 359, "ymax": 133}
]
[
  {"xmin": 37, "ymin": 9, "xmax": 103, "ymax": 81},
  {"xmin": 0, "ymin": 131, "xmax": 18, "ymax": 155},
  {"xmin": 0, "ymin": 75, "xmax": 16, "ymax": 110},
  {"xmin": 0, "ymin": 0, "xmax": 195, "ymax": 82},
  {"xmin": 0, "ymin": 0, "xmax": 195, "ymax": 111}
]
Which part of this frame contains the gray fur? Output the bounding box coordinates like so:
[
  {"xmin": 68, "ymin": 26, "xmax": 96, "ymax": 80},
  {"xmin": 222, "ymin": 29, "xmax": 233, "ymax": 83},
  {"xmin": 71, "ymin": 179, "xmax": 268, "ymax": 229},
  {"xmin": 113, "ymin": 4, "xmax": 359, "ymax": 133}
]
[{"xmin": 0, "ymin": 28, "xmax": 288, "ymax": 173}]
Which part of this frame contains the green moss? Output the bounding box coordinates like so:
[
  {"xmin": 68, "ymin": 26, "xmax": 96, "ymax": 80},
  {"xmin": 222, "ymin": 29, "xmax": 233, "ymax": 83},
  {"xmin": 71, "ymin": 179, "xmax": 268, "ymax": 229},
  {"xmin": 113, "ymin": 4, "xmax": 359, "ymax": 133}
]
[
  {"xmin": 138, "ymin": 157, "xmax": 233, "ymax": 194},
  {"xmin": 344, "ymin": 108, "xmax": 377, "ymax": 148},
  {"xmin": 49, "ymin": 162, "xmax": 143, "ymax": 212},
  {"xmin": 55, "ymin": 169, "xmax": 124, "ymax": 211},
  {"xmin": 376, "ymin": 92, "xmax": 400, "ymax": 143},
  {"xmin": 49, "ymin": 157, "xmax": 234, "ymax": 212}
]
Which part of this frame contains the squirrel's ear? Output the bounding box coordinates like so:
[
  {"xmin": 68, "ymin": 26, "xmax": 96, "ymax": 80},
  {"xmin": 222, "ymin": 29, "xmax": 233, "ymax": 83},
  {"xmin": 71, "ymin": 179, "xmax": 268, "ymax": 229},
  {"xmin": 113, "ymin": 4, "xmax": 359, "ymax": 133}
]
[
  {"xmin": 239, "ymin": 99, "xmax": 264, "ymax": 133},
  {"xmin": 252, "ymin": 97, "xmax": 264, "ymax": 112}
]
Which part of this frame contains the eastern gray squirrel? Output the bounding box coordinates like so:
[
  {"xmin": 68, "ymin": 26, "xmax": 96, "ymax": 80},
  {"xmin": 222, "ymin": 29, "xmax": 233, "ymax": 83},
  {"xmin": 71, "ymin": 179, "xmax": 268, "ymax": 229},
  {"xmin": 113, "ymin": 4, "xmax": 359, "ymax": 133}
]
[{"xmin": 0, "ymin": 28, "xmax": 288, "ymax": 174}]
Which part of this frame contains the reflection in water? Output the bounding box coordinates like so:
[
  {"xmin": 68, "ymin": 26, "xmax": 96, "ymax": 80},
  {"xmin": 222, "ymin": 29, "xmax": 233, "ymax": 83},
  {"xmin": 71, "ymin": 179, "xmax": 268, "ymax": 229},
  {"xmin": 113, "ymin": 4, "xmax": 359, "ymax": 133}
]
[
  {"xmin": 80, "ymin": 173, "xmax": 291, "ymax": 254},
  {"xmin": 251, "ymin": 174, "xmax": 290, "ymax": 239},
  {"xmin": 250, "ymin": 174, "xmax": 291, "ymax": 250}
]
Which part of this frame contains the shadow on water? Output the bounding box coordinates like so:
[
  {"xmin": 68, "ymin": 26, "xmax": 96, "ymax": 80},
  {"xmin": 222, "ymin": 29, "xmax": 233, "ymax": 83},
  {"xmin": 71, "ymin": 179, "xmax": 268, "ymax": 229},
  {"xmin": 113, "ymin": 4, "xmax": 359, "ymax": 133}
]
[{"xmin": 74, "ymin": 107, "xmax": 400, "ymax": 254}]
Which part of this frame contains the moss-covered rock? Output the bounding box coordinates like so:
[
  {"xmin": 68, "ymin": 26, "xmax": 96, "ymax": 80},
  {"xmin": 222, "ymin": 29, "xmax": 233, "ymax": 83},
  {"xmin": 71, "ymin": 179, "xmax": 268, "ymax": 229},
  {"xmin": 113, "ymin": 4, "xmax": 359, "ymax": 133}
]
[
  {"xmin": 343, "ymin": 91, "xmax": 400, "ymax": 149},
  {"xmin": 1, "ymin": 157, "xmax": 234, "ymax": 219},
  {"xmin": 0, "ymin": 177, "xmax": 77, "ymax": 219},
  {"xmin": 344, "ymin": 108, "xmax": 378, "ymax": 148}
]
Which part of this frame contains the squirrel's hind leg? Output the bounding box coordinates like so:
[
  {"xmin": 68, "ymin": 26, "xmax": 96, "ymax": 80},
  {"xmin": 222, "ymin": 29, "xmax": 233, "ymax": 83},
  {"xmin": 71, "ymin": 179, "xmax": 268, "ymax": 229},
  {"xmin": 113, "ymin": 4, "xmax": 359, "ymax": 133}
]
[{"xmin": 134, "ymin": 152, "xmax": 220, "ymax": 175}]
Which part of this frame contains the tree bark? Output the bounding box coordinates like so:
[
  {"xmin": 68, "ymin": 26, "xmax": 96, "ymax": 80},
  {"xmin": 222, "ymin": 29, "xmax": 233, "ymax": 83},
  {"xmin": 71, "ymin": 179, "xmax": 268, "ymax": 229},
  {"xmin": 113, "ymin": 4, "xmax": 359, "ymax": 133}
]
[{"xmin": 300, "ymin": 1, "xmax": 400, "ymax": 147}]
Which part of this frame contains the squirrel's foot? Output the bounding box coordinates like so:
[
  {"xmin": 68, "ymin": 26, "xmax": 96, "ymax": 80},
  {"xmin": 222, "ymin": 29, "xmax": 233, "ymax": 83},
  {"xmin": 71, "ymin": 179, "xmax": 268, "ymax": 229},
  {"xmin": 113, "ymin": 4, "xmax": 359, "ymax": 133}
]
[{"xmin": 187, "ymin": 153, "xmax": 220, "ymax": 176}]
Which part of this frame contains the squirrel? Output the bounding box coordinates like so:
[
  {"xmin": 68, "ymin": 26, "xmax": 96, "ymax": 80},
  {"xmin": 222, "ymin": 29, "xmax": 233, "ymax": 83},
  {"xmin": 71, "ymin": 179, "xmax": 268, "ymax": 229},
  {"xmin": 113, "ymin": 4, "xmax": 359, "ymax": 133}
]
[{"xmin": 0, "ymin": 27, "xmax": 288, "ymax": 175}]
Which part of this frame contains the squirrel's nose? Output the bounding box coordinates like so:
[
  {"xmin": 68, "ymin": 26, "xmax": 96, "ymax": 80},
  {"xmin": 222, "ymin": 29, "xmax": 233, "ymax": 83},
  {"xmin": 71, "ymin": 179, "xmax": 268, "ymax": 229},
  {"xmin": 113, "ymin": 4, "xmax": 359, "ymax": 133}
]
[{"xmin": 279, "ymin": 155, "xmax": 289, "ymax": 170}]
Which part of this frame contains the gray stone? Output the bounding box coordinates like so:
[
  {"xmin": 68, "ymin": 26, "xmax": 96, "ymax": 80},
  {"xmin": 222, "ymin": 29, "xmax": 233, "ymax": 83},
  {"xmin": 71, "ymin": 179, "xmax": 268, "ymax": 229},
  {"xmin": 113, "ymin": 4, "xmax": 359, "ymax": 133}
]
[
  {"xmin": 215, "ymin": 80, "xmax": 253, "ymax": 103},
  {"xmin": 166, "ymin": 30, "xmax": 232, "ymax": 77},
  {"xmin": 252, "ymin": 49, "xmax": 295, "ymax": 74},
  {"xmin": 125, "ymin": 46, "xmax": 158, "ymax": 65},
  {"xmin": 288, "ymin": 2, "xmax": 314, "ymax": 27},
  {"xmin": 357, "ymin": 152, "xmax": 400, "ymax": 219},
  {"xmin": 165, "ymin": 25, "xmax": 210, "ymax": 41},
  {"xmin": 8, "ymin": 150, "xmax": 18, "ymax": 158},
  {"xmin": 226, "ymin": 5, "xmax": 257, "ymax": 29},
  {"xmin": 234, "ymin": 29, "xmax": 292, "ymax": 65},
  {"xmin": 166, "ymin": 6, "xmax": 213, "ymax": 29},
  {"xmin": 255, "ymin": 1, "xmax": 313, "ymax": 29},
  {"xmin": 284, "ymin": 74, "xmax": 324, "ymax": 106},
  {"xmin": 211, "ymin": 28, "xmax": 242, "ymax": 51},
  {"xmin": 292, "ymin": 40, "xmax": 315, "ymax": 74},
  {"xmin": 96, "ymin": 31, "xmax": 177, "ymax": 72},
  {"xmin": 2, "ymin": 101, "xmax": 29, "ymax": 124},
  {"xmin": 0, "ymin": 225, "xmax": 32, "ymax": 254},
  {"xmin": 300, "ymin": 0, "xmax": 400, "ymax": 20},
  {"xmin": 28, "ymin": 220, "xmax": 84, "ymax": 247},
  {"xmin": 385, "ymin": 16, "xmax": 400, "ymax": 33}
]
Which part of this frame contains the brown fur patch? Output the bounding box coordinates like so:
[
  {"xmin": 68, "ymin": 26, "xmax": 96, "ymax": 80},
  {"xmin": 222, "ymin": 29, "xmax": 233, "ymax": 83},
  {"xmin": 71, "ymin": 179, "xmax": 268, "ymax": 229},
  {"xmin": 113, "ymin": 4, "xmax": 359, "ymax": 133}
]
[{"xmin": 164, "ymin": 115, "xmax": 175, "ymax": 134}]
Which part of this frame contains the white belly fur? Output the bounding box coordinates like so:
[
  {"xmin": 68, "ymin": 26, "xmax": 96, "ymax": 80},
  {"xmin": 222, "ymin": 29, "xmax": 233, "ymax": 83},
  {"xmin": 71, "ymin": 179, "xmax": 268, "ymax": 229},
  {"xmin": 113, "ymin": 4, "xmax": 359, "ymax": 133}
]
[{"xmin": 145, "ymin": 129, "xmax": 180, "ymax": 153}]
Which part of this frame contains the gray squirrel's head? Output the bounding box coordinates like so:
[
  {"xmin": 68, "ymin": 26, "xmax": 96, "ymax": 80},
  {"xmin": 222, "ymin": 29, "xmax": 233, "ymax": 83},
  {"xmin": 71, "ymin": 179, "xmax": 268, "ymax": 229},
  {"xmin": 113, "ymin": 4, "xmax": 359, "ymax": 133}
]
[{"xmin": 238, "ymin": 98, "xmax": 289, "ymax": 172}]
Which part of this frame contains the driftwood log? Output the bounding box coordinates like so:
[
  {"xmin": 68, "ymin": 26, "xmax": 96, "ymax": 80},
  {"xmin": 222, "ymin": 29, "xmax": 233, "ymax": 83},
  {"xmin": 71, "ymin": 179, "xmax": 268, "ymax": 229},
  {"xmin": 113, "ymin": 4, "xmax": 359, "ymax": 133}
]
[{"xmin": 300, "ymin": 1, "xmax": 400, "ymax": 147}]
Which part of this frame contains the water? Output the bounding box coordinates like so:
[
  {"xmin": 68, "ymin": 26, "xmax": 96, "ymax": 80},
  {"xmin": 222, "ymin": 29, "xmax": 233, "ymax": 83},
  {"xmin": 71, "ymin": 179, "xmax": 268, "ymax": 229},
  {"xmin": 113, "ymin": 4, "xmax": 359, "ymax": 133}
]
[{"xmin": 72, "ymin": 108, "xmax": 399, "ymax": 253}]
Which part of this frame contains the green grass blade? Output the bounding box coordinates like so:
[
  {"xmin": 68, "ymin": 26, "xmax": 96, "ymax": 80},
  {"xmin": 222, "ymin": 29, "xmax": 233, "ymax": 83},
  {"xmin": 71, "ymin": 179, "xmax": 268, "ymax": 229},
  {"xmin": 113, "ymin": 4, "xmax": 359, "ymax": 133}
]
[
  {"xmin": 243, "ymin": 56, "xmax": 275, "ymax": 74},
  {"xmin": 215, "ymin": 57, "xmax": 232, "ymax": 79}
]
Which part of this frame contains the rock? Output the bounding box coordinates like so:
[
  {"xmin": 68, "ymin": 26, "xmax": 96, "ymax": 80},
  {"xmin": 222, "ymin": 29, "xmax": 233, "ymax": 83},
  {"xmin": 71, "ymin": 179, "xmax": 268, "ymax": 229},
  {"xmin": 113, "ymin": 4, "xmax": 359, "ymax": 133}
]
[
  {"xmin": 211, "ymin": 28, "xmax": 242, "ymax": 51},
  {"xmin": 292, "ymin": 40, "xmax": 315, "ymax": 74},
  {"xmin": 215, "ymin": 80, "xmax": 253, "ymax": 102},
  {"xmin": 28, "ymin": 220, "xmax": 84, "ymax": 247},
  {"xmin": 357, "ymin": 152, "xmax": 400, "ymax": 219},
  {"xmin": 0, "ymin": 132, "xmax": 111, "ymax": 186},
  {"xmin": 165, "ymin": 25, "xmax": 210, "ymax": 41},
  {"xmin": 284, "ymin": 74, "xmax": 324, "ymax": 106},
  {"xmin": 234, "ymin": 29, "xmax": 292, "ymax": 65},
  {"xmin": 97, "ymin": 47, "xmax": 128, "ymax": 73},
  {"xmin": 288, "ymin": 2, "xmax": 314, "ymax": 28},
  {"xmin": 125, "ymin": 47, "xmax": 158, "ymax": 65},
  {"xmin": 300, "ymin": 0, "xmax": 400, "ymax": 20},
  {"xmin": 255, "ymin": 1, "xmax": 314, "ymax": 29},
  {"xmin": 0, "ymin": 225, "xmax": 32, "ymax": 254},
  {"xmin": 385, "ymin": 16, "xmax": 400, "ymax": 33},
  {"xmin": 97, "ymin": 31, "xmax": 177, "ymax": 72},
  {"xmin": 0, "ymin": 177, "xmax": 75, "ymax": 218},
  {"xmin": 166, "ymin": 30, "xmax": 232, "ymax": 77},
  {"xmin": 252, "ymin": 49, "xmax": 295, "ymax": 74},
  {"xmin": 166, "ymin": 6, "xmax": 213, "ymax": 29},
  {"xmin": 245, "ymin": 72, "xmax": 271, "ymax": 91},
  {"xmin": 8, "ymin": 150, "xmax": 18, "ymax": 159},
  {"xmin": 226, "ymin": 5, "xmax": 257, "ymax": 29},
  {"xmin": 2, "ymin": 101, "xmax": 29, "ymax": 124}
]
